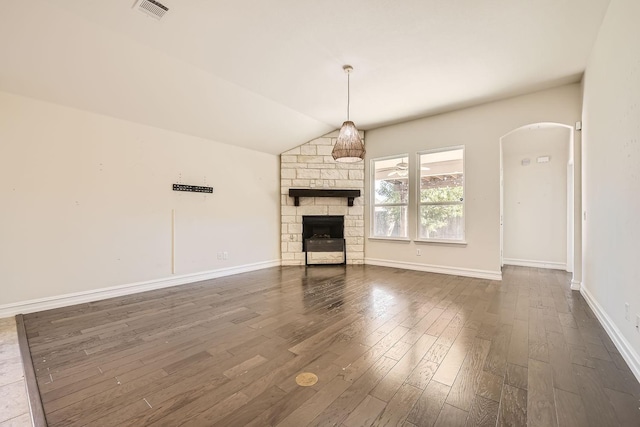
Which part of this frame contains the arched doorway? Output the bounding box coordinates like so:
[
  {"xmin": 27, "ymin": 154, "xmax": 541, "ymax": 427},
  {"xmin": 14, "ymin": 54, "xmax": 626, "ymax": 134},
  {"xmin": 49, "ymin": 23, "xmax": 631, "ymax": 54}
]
[{"xmin": 500, "ymin": 123, "xmax": 576, "ymax": 276}]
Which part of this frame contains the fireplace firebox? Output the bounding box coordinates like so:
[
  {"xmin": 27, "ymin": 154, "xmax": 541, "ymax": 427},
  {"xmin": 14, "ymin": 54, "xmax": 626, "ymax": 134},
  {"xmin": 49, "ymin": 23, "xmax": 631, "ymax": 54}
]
[{"xmin": 302, "ymin": 216, "xmax": 345, "ymax": 266}]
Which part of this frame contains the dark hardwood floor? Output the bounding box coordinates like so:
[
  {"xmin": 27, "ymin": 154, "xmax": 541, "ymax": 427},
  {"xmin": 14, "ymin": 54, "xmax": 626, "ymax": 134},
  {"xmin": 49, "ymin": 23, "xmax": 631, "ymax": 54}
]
[{"xmin": 22, "ymin": 265, "xmax": 640, "ymax": 426}]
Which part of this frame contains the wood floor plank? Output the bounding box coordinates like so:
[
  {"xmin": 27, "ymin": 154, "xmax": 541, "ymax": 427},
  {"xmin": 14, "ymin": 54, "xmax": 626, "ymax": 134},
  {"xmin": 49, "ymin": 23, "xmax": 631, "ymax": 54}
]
[
  {"xmin": 150, "ymin": 391, "xmax": 250, "ymax": 427},
  {"xmin": 476, "ymin": 370, "xmax": 503, "ymax": 402},
  {"xmin": 505, "ymin": 362, "xmax": 528, "ymax": 390},
  {"xmin": 276, "ymin": 351, "xmax": 341, "ymax": 393},
  {"xmin": 507, "ymin": 319, "xmax": 529, "ymax": 368},
  {"xmin": 528, "ymin": 307, "xmax": 549, "ymax": 362},
  {"xmin": 405, "ymin": 357, "xmax": 439, "ymax": 390},
  {"xmin": 309, "ymin": 355, "xmax": 397, "ymax": 426},
  {"xmin": 18, "ymin": 265, "xmax": 637, "ymax": 427},
  {"xmin": 45, "ymin": 368, "xmax": 168, "ymax": 425},
  {"xmin": 148, "ymin": 351, "xmax": 313, "ymax": 426},
  {"xmin": 342, "ymin": 394, "xmax": 387, "ymax": 427},
  {"xmin": 546, "ymin": 330, "xmax": 579, "ymax": 393},
  {"xmin": 222, "ymin": 354, "xmax": 268, "ymax": 378},
  {"xmin": 445, "ymin": 337, "xmax": 491, "ymax": 411},
  {"xmin": 483, "ymin": 323, "xmax": 513, "ymax": 377},
  {"xmin": 592, "ymin": 357, "xmax": 640, "ymax": 396},
  {"xmin": 370, "ymin": 334, "xmax": 437, "ymax": 402},
  {"xmin": 572, "ymin": 363, "xmax": 621, "ymax": 427},
  {"xmin": 276, "ymin": 376, "xmax": 351, "ymax": 427},
  {"xmin": 553, "ymin": 388, "xmax": 590, "ymax": 427},
  {"xmin": 246, "ymin": 386, "xmax": 317, "ymax": 427},
  {"xmin": 88, "ymin": 399, "xmax": 151, "ymax": 427},
  {"xmin": 603, "ymin": 387, "xmax": 640, "ymax": 427},
  {"xmin": 526, "ymin": 359, "xmax": 557, "ymax": 427},
  {"xmin": 497, "ymin": 384, "xmax": 527, "ymax": 427},
  {"xmin": 432, "ymin": 328, "xmax": 476, "ymax": 386},
  {"xmin": 341, "ymin": 325, "xmax": 408, "ymax": 383},
  {"xmin": 433, "ymin": 403, "xmax": 468, "ymax": 427},
  {"xmin": 370, "ymin": 383, "xmax": 422, "ymax": 426},
  {"xmin": 212, "ymin": 385, "xmax": 288, "ymax": 427},
  {"xmin": 406, "ymin": 380, "xmax": 450, "ymax": 427},
  {"xmin": 465, "ymin": 395, "xmax": 499, "ymax": 427}
]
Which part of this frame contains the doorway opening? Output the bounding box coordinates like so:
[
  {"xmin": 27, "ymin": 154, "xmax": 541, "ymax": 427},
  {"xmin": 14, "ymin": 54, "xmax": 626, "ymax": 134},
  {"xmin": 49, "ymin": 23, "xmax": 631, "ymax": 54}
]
[{"xmin": 500, "ymin": 123, "xmax": 576, "ymax": 278}]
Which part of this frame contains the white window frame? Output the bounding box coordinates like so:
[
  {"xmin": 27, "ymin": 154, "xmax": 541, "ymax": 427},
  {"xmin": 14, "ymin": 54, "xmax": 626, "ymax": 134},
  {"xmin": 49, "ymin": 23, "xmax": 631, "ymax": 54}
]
[
  {"xmin": 416, "ymin": 145, "xmax": 466, "ymax": 244},
  {"xmin": 370, "ymin": 154, "xmax": 410, "ymax": 240}
]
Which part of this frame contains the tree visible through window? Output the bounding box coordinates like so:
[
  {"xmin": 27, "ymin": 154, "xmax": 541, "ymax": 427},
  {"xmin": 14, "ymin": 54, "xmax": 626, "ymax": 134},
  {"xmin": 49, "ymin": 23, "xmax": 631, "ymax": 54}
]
[
  {"xmin": 418, "ymin": 148, "xmax": 465, "ymax": 241},
  {"xmin": 372, "ymin": 156, "xmax": 409, "ymax": 238}
]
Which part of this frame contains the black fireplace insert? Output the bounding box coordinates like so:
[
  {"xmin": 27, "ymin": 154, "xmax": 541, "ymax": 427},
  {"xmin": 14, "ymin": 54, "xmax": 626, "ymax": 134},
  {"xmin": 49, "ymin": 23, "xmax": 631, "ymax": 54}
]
[{"xmin": 302, "ymin": 216, "xmax": 345, "ymax": 265}]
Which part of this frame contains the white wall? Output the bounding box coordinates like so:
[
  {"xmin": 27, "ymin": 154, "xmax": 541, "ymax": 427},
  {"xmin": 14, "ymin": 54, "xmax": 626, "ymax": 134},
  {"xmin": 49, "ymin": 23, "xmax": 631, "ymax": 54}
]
[
  {"xmin": 364, "ymin": 84, "xmax": 582, "ymax": 279},
  {"xmin": 502, "ymin": 127, "xmax": 569, "ymax": 268},
  {"xmin": 582, "ymin": 0, "xmax": 640, "ymax": 376},
  {"xmin": 0, "ymin": 92, "xmax": 280, "ymax": 307}
]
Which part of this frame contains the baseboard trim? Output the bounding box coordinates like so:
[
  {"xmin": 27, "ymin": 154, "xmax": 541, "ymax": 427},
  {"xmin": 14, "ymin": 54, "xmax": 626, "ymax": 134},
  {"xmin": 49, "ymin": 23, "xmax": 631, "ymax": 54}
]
[
  {"xmin": 502, "ymin": 258, "xmax": 567, "ymax": 271},
  {"xmin": 364, "ymin": 258, "xmax": 502, "ymax": 281},
  {"xmin": 570, "ymin": 279, "xmax": 582, "ymax": 291},
  {"xmin": 0, "ymin": 260, "xmax": 281, "ymax": 318},
  {"xmin": 580, "ymin": 284, "xmax": 640, "ymax": 383}
]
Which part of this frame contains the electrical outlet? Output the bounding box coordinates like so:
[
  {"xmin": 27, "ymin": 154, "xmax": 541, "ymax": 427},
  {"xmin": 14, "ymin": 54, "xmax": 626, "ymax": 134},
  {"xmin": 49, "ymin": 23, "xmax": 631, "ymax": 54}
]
[
  {"xmin": 625, "ymin": 303, "xmax": 630, "ymax": 321},
  {"xmin": 416, "ymin": 249, "xmax": 421, "ymax": 256}
]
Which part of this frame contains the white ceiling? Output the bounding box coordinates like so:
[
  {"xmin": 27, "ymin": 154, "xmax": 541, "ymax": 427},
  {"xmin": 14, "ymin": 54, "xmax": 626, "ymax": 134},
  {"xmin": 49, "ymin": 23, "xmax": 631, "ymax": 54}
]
[{"xmin": 0, "ymin": 0, "xmax": 610, "ymax": 154}]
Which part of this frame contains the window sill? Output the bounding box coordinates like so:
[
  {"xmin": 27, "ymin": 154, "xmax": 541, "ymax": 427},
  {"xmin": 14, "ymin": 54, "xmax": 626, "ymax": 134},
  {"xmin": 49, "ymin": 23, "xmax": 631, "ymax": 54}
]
[
  {"xmin": 415, "ymin": 239, "xmax": 467, "ymax": 246},
  {"xmin": 368, "ymin": 237, "xmax": 411, "ymax": 243}
]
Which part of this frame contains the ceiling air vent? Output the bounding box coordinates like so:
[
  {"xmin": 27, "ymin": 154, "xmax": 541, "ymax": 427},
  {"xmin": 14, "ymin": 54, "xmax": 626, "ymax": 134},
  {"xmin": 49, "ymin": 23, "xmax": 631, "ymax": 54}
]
[{"xmin": 133, "ymin": 0, "xmax": 169, "ymax": 20}]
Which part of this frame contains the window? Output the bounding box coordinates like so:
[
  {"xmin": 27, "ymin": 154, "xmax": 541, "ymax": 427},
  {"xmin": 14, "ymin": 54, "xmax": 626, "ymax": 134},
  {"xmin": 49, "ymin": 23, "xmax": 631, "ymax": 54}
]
[
  {"xmin": 371, "ymin": 155, "xmax": 409, "ymax": 238},
  {"xmin": 418, "ymin": 147, "xmax": 465, "ymax": 241}
]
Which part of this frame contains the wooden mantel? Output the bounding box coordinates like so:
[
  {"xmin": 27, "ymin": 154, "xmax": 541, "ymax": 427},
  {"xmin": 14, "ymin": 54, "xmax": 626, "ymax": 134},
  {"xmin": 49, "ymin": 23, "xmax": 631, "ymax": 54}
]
[{"xmin": 288, "ymin": 189, "xmax": 361, "ymax": 207}]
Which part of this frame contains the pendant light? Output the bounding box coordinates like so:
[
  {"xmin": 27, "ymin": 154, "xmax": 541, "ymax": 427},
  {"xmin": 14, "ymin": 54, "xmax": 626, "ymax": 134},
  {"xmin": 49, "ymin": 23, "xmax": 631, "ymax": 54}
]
[{"xmin": 331, "ymin": 65, "xmax": 365, "ymax": 162}]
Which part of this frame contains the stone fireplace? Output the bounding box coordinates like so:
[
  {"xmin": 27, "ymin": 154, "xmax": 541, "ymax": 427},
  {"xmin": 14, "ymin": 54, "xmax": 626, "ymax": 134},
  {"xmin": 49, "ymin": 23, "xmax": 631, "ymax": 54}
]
[{"xmin": 280, "ymin": 131, "xmax": 365, "ymax": 266}]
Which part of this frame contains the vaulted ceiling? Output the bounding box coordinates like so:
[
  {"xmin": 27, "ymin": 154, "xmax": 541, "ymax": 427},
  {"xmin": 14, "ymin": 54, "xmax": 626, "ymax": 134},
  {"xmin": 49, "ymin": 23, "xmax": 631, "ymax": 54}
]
[{"xmin": 0, "ymin": 0, "xmax": 610, "ymax": 154}]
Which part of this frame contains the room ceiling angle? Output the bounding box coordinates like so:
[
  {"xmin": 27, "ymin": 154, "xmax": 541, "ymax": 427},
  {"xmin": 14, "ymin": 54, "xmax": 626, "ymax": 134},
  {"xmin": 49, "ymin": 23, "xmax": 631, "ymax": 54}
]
[{"xmin": 0, "ymin": 0, "xmax": 611, "ymax": 154}]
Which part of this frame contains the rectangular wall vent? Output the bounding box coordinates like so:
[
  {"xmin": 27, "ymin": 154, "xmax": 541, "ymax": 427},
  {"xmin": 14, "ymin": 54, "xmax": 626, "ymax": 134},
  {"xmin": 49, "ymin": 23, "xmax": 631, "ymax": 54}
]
[{"xmin": 133, "ymin": 0, "xmax": 169, "ymax": 20}]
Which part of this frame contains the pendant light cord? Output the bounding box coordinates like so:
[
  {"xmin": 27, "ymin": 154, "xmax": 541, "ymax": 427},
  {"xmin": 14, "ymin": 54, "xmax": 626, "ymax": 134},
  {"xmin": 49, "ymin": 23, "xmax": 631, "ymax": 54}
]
[{"xmin": 346, "ymin": 71, "xmax": 350, "ymax": 121}]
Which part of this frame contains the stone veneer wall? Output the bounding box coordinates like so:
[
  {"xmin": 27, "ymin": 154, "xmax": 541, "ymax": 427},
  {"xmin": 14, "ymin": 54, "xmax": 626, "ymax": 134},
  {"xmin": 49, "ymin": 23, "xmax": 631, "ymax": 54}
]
[{"xmin": 281, "ymin": 131, "xmax": 365, "ymax": 265}]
